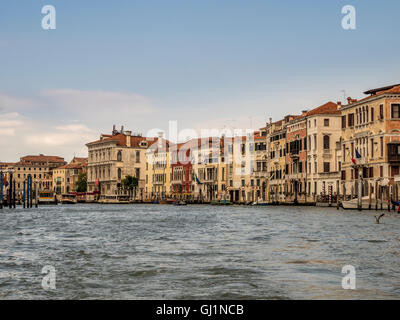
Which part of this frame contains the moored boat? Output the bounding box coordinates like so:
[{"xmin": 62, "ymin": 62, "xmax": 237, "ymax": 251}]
[
  {"xmin": 341, "ymin": 196, "xmax": 389, "ymax": 210},
  {"xmin": 38, "ymin": 191, "xmax": 57, "ymax": 205},
  {"xmin": 61, "ymin": 194, "xmax": 77, "ymax": 204}
]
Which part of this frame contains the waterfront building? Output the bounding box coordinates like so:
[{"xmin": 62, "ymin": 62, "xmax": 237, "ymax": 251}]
[
  {"xmin": 86, "ymin": 126, "xmax": 149, "ymax": 202},
  {"xmin": 250, "ymin": 130, "xmax": 268, "ymax": 202},
  {"xmin": 144, "ymin": 134, "xmax": 172, "ymax": 201},
  {"xmin": 226, "ymin": 134, "xmax": 255, "ymax": 203},
  {"xmin": 170, "ymin": 142, "xmax": 194, "ymax": 200},
  {"xmin": 52, "ymin": 157, "xmax": 88, "ymax": 196},
  {"xmin": 340, "ymin": 84, "xmax": 400, "ymax": 201},
  {"xmin": 285, "ymin": 112, "xmax": 308, "ymax": 203},
  {"xmin": 265, "ymin": 116, "xmax": 294, "ymax": 203},
  {"xmin": 191, "ymin": 137, "xmax": 227, "ymax": 202},
  {"xmin": 11, "ymin": 155, "xmax": 66, "ymax": 195},
  {"xmin": 305, "ymin": 102, "xmax": 342, "ymax": 202}
]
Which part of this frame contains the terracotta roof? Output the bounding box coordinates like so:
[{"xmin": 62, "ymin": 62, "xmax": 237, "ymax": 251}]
[
  {"xmin": 87, "ymin": 133, "xmax": 168, "ymax": 148},
  {"xmin": 20, "ymin": 155, "xmax": 66, "ymax": 163},
  {"xmin": 306, "ymin": 101, "xmax": 340, "ymax": 116},
  {"xmin": 57, "ymin": 163, "xmax": 85, "ymax": 170},
  {"xmin": 364, "ymin": 84, "xmax": 400, "ymax": 95},
  {"xmin": 342, "ymin": 84, "xmax": 400, "ymax": 108},
  {"xmin": 71, "ymin": 157, "xmax": 88, "ymax": 164},
  {"xmin": 0, "ymin": 162, "xmax": 15, "ymax": 169}
]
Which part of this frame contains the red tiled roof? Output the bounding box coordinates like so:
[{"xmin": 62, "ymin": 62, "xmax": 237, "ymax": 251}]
[
  {"xmin": 343, "ymin": 84, "xmax": 400, "ymax": 107},
  {"xmin": 0, "ymin": 162, "xmax": 15, "ymax": 169},
  {"xmin": 57, "ymin": 163, "xmax": 84, "ymax": 170},
  {"xmin": 306, "ymin": 101, "xmax": 340, "ymax": 116},
  {"xmin": 71, "ymin": 157, "xmax": 88, "ymax": 163},
  {"xmin": 87, "ymin": 133, "xmax": 169, "ymax": 148},
  {"xmin": 20, "ymin": 155, "xmax": 66, "ymax": 163}
]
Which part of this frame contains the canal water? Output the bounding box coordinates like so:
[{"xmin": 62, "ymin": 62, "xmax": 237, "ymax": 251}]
[{"xmin": 0, "ymin": 204, "xmax": 399, "ymax": 299}]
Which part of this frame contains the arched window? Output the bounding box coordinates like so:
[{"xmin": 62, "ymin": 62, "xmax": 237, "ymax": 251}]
[
  {"xmin": 323, "ymin": 135, "xmax": 330, "ymax": 150},
  {"xmin": 118, "ymin": 168, "xmax": 122, "ymax": 180},
  {"xmin": 117, "ymin": 150, "xmax": 122, "ymax": 161}
]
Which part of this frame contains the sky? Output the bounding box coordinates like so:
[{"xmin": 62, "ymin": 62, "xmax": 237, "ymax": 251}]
[{"xmin": 0, "ymin": 0, "xmax": 399, "ymax": 162}]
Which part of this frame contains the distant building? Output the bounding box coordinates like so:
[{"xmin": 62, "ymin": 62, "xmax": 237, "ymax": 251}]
[
  {"xmin": 10, "ymin": 155, "xmax": 66, "ymax": 194},
  {"xmin": 53, "ymin": 157, "xmax": 88, "ymax": 195},
  {"xmin": 86, "ymin": 126, "xmax": 150, "ymax": 201},
  {"xmin": 305, "ymin": 102, "xmax": 342, "ymax": 201}
]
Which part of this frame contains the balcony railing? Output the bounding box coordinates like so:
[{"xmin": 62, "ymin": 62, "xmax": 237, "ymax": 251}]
[{"xmin": 388, "ymin": 154, "xmax": 400, "ymax": 162}]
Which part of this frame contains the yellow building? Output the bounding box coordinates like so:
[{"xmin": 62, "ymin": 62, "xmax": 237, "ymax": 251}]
[
  {"xmin": 145, "ymin": 135, "xmax": 172, "ymax": 200},
  {"xmin": 53, "ymin": 157, "xmax": 87, "ymax": 196},
  {"xmin": 340, "ymin": 84, "xmax": 400, "ymax": 201},
  {"xmin": 11, "ymin": 155, "xmax": 66, "ymax": 196}
]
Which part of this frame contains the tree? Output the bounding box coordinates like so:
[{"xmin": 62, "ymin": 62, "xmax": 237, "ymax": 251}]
[
  {"xmin": 75, "ymin": 173, "xmax": 87, "ymax": 192},
  {"xmin": 122, "ymin": 175, "xmax": 139, "ymax": 199}
]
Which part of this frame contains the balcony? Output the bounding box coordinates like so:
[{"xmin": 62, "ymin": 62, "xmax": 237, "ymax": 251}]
[
  {"xmin": 388, "ymin": 143, "xmax": 400, "ymax": 163},
  {"xmin": 388, "ymin": 154, "xmax": 400, "ymax": 163}
]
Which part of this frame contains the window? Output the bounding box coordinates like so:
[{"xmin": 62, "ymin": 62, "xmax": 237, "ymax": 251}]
[
  {"xmin": 371, "ymin": 107, "xmax": 374, "ymax": 122},
  {"xmin": 392, "ymin": 104, "xmax": 400, "ymax": 119},
  {"xmin": 379, "ymin": 104, "xmax": 384, "ymax": 119},
  {"xmin": 341, "ymin": 115, "xmax": 346, "ymax": 128},
  {"xmin": 348, "ymin": 113, "xmax": 354, "ymax": 127},
  {"xmin": 136, "ymin": 151, "xmax": 140, "ymax": 163},
  {"xmin": 323, "ymin": 162, "xmax": 330, "ymax": 173},
  {"xmin": 380, "ymin": 137, "xmax": 384, "ymax": 157},
  {"xmin": 323, "ymin": 135, "xmax": 330, "ymax": 150},
  {"xmin": 118, "ymin": 168, "xmax": 122, "ymax": 180},
  {"xmin": 117, "ymin": 151, "xmax": 122, "ymax": 161},
  {"xmin": 324, "ymin": 119, "xmax": 329, "ymax": 126},
  {"xmin": 371, "ymin": 139, "xmax": 374, "ymax": 158}
]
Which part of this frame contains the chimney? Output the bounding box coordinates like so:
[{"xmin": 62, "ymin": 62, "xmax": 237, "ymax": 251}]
[
  {"xmin": 158, "ymin": 131, "xmax": 164, "ymax": 147},
  {"xmin": 302, "ymin": 110, "xmax": 308, "ymax": 115},
  {"xmin": 347, "ymin": 97, "xmax": 352, "ymax": 104},
  {"xmin": 112, "ymin": 124, "xmax": 116, "ymax": 135},
  {"xmin": 121, "ymin": 126, "xmax": 124, "ymax": 134},
  {"xmin": 125, "ymin": 131, "xmax": 131, "ymax": 147},
  {"xmin": 337, "ymin": 101, "xmax": 342, "ymax": 110}
]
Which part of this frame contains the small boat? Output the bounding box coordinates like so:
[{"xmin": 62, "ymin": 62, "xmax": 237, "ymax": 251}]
[
  {"xmin": 173, "ymin": 200, "xmax": 187, "ymax": 206},
  {"xmin": 341, "ymin": 196, "xmax": 389, "ymax": 210},
  {"xmin": 252, "ymin": 200, "xmax": 269, "ymax": 206},
  {"xmin": 38, "ymin": 191, "xmax": 57, "ymax": 205},
  {"xmin": 61, "ymin": 194, "xmax": 77, "ymax": 204}
]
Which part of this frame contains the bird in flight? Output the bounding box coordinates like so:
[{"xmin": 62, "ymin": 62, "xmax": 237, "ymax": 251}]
[{"xmin": 375, "ymin": 213, "xmax": 385, "ymax": 224}]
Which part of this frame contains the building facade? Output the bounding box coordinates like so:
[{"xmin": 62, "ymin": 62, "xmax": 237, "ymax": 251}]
[
  {"xmin": 86, "ymin": 127, "xmax": 149, "ymax": 201},
  {"xmin": 340, "ymin": 84, "xmax": 400, "ymax": 201}
]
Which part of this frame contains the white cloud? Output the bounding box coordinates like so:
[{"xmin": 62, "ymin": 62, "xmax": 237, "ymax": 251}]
[
  {"xmin": 0, "ymin": 89, "xmax": 158, "ymax": 161},
  {"xmin": 0, "ymin": 112, "xmax": 23, "ymax": 137}
]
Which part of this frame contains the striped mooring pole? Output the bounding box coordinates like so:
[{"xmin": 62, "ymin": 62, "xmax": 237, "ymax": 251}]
[{"xmin": 0, "ymin": 171, "xmax": 3, "ymax": 209}]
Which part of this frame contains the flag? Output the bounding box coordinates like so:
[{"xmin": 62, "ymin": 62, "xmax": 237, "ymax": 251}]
[
  {"xmin": 192, "ymin": 173, "xmax": 202, "ymax": 185},
  {"xmin": 351, "ymin": 148, "xmax": 362, "ymax": 165}
]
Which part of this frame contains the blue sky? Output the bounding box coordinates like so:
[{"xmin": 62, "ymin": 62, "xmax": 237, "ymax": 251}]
[{"xmin": 0, "ymin": 0, "xmax": 399, "ymax": 161}]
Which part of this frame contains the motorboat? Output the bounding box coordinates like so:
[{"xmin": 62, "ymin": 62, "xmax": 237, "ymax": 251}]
[{"xmin": 341, "ymin": 196, "xmax": 389, "ymax": 210}]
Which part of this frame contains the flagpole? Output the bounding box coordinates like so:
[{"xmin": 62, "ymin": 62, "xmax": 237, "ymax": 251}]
[{"xmin": 358, "ymin": 169, "xmax": 362, "ymax": 211}]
